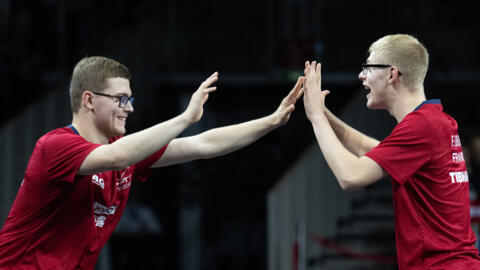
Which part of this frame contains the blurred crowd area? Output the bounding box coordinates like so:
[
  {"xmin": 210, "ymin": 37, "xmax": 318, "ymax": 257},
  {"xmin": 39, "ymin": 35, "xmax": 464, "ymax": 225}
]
[
  {"xmin": 0, "ymin": 0, "xmax": 157, "ymax": 126},
  {"xmin": 0, "ymin": 1, "xmax": 50, "ymax": 123}
]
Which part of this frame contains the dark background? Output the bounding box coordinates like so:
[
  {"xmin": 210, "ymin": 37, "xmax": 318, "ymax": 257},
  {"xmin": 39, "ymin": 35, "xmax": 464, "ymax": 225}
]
[{"xmin": 1, "ymin": 0, "xmax": 480, "ymax": 269}]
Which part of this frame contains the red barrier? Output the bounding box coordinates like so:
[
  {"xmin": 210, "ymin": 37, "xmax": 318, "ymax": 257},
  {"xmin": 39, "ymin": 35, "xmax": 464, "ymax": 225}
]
[{"xmin": 292, "ymin": 240, "xmax": 298, "ymax": 270}]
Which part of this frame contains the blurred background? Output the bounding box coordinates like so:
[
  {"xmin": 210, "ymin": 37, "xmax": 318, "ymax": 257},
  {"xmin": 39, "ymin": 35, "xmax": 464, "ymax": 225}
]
[{"xmin": 1, "ymin": 0, "xmax": 480, "ymax": 269}]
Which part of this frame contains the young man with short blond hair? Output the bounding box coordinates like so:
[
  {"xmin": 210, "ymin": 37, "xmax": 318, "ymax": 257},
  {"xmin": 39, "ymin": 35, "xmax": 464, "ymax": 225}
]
[{"xmin": 303, "ymin": 34, "xmax": 480, "ymax": 269}]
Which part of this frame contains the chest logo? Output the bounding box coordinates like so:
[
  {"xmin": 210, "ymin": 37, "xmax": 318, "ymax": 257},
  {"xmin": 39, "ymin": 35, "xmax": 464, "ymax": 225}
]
[
  {"xmin": 116, "ymin": 170, "xmax": 132, "ymax": 191},
  {"xmin": 92, "ymin": 175, "xmax": 105, "ymax": 189},
  {"xmin": 93, "ymin": 202, "xmax": 117, "ymax": 228}
]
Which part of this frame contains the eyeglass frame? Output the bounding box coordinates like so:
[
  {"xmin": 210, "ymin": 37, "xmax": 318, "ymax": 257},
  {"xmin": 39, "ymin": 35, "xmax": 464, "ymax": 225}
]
[
  {"xmin": 361, "ymin": 63, "xmax": 402, "ymax": 76},
  {"xmin": 91, "ymin": 91, "xmax": 134, "ymax": 108}
]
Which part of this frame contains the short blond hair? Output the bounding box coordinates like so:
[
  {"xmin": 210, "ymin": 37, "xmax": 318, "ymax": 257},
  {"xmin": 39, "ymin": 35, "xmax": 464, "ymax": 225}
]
[
  {"xmin": 69, "ymin": 56, "xmax": 131, "ymax": 113},
  {"xmin": 369, "ymin": 34, "xmax": 429, "ymax": 88}
]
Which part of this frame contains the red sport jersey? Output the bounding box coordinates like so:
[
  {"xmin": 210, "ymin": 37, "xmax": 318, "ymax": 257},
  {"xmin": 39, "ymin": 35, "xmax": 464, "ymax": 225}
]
[
  {"xmin": 366, "ymin": 100, "xmax": 480, "ymax": 269},
  {"xmin": 0, "ymin": 126, "xmax": 167, "ymax": 269}
]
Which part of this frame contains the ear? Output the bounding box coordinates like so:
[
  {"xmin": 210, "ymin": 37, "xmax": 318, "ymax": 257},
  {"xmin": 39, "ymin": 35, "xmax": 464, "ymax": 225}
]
[
  {"xmin": 82, "ymin": 91, "xmax": 95, "ymax": 110},
  {"xmin": 388, "ymin": 66, "xmax": 401, "ymax": 84}
]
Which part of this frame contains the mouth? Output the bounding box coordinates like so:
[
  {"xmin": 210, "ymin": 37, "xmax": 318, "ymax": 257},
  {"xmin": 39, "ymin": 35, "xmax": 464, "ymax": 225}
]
[
  {"xmin": 364, "ymin": 85, "xmax": 371, "ymax": 99},
  {"xmin": 118, "ymin": 116, "xmax": 127, "ymax": 122}
]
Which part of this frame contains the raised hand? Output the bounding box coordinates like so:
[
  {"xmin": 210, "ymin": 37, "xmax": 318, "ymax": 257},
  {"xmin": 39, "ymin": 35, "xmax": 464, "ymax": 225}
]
[
  {"xmin": 184, "ymin": 72, "xmax": 218, "ymax": 123},
  {"xmin": 272, "ymin": 76, "xmax": 304, "ymax": 126},
  {"xmin": 303, "ymin": 61, "xmax": 330, "ymax": 121}
]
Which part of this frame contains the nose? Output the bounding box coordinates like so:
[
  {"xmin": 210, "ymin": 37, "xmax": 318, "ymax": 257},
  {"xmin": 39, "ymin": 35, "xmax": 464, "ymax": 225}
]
[
  {"xmin": 124, "ymin": 99, "xmax": 134, "ymax": 113},
  {"xmin": 358, "ymin": 70, "xmax": 366, "ymax": 81}
]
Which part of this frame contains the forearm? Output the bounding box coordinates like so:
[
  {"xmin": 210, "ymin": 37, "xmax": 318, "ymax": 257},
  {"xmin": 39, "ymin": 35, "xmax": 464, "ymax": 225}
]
[
  {"xmin": 302, "ymin": 61, "xmax": 384, "ymax": 189},
  {"xmin": 309, "ymin": 113, "xmax": 373, "ymax": 189},
  {"xmin": 196, "ymin": 114, "xmax": 279, "ymax": 159},
  {"xmin": 324, "ymin": 108, "xmax": 379, "ymax": 156},
  {"xmin": 111, "ymin": 112, "xmax": 192, "ymax": 167}
]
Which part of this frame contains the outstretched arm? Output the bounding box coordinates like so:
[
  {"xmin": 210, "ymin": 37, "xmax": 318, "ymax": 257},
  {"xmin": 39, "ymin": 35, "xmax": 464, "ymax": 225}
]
[
  {"xmin": 152, "ymin": 77, "xmax": 304, "ymax": 167},
  {"xmin": 78, "ymin": 72, "xmax": 219, "ymax": 175},
  {"xmin": 303, "ymin": 61, "xmax": 386, "ymax": 190},
  {"xmin": 324, "ymin": 108, "xmax": 380, "ymax": 156}
]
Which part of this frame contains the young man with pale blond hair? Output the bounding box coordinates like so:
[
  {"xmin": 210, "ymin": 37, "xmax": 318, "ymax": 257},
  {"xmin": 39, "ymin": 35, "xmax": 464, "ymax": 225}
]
[
  {"xmin": 0, "ymin": 56, "xmax": 304, "ymax": 269},
  {"xmin": 302, "ymin": 34, "xmax": 480, "ymax": 269}
]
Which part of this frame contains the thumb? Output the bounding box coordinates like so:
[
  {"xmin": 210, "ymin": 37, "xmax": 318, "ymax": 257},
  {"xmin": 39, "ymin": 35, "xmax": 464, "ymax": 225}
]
[{"xmin": 287, "ymin": 104, "xmax": 295, "ymax": 113}]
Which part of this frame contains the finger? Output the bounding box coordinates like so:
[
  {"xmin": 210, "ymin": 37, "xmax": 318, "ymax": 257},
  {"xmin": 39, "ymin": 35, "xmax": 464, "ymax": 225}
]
[
  {"xmin": 285, "ymin": 77, "xmax": 303, "ymax": 103},
  {"xmin": 288, "ymin": 104, "xmax": 295, "ymax": 112},
  {"xmin": 305, "ymin": 61, "xmax": 312, "ymax": 75},
  {"xmin": 208, "ymin": 74, "xmax": 218, "ymax": 82},
  {"xmin": 296, "ymin": 88, "xmax": 305, "ymax": 100},
  {"xmin": 293, "ymin": 76, "xmax": 303, "ymax": 91},
  {"xmin": 316, "ymin": 63, "xmax": 321, "ymax": 86},
  {"xmin": 208, "ymin": 71, "xmax": 218, "ymax": 79},
  {"xmin": 281, "ymin": 104, "xmax": 295, "ymax": 115},
  {"xmin": 203, "ymin": 86, "xmax": 217, "ymax": 93},
  {"xmin": 201, "ymin": 76, "xmax": 218, "ymax": 88},
  {"xmin": 292, "ymin": 77, "xmax": 304, "ymax": 98}
]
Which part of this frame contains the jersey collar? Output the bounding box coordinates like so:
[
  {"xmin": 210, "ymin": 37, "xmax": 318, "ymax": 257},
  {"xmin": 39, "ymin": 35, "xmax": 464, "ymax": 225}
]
[
  {"xmin": 67, "ymin": 124, "xmax": 80, "ymax": 135},
  {"xmin": 413, "ymin": 99, "xmax": 441, "ymax": 111}
]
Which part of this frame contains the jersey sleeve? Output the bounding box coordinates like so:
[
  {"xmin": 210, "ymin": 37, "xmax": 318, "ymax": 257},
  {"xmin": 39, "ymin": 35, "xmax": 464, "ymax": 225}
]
[
  {"xmin": 29, "ymin": 132, "xmax": 101, "ymax": 183},
  {"xmin": 365, "ymin": 113, "xmax": 432, "ymax": 185},
  {"xmin": 133, "ymin": 144, "xmax": 168, "ymax": 182}
]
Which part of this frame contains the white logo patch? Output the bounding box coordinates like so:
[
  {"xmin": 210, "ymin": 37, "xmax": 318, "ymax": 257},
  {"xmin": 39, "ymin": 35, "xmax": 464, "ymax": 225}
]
[
  {"xmin": 449, "ymin": 171, "xmax": 469, "ymax": 183},
  {"xmin": 116, "ymin": 170, "xmax": 132, "ymax": 191},
  {"xmin": 93, "ymin": 202, "xmax": 117, "ymax": 227},
  {"xmin": 92, "ymin": 175, "xmax": 105, "ymax": 189},
  {"xmin": 93, "ymin": 202, "xmax": 117, "ymax": 215},
  {"xmin": 95, "ymin": 215, "xmax": 106, "ymax": 227}
]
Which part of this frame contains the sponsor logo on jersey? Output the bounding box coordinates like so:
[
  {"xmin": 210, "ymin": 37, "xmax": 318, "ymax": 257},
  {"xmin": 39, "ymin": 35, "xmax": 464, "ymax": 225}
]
[
  {"xmin": 449, "ymin": 135, "xmax": 468, "ymax": 183},
  {"xmin": 93, "ymin": 202, "xmax": 117, "ymax": 215},
  {"xmin": 93, "ymin": 202, "xmax": 118, "ymax": 227},
  {"xmin": 95, "ymin": 215, "xmax": 107, "ymax": 227},
  {"xmin": 92, "ymin": 174, "xmax": 105, "ymax": 189},
  {"xmin": 451, "ymin": 135, "xmax": 461, "ymax": 147},
  {"xmin": 452, "ymin": 151, "xmax": 465, "ymax": 163},
  {"xmin": 449, "ymin": 171, "xmax": 469, "ymax": 183},
  {"xmin": 116, "ymin": 169, "xmax": 132, "ymax": 191}
]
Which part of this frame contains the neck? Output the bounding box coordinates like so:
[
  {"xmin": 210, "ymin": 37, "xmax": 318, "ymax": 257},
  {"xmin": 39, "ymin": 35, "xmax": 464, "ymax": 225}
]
[
  {"xmin": 388, "ymin": 86, "xmax": 426, "ymax": 123},
  {"xmin": 71, "ymin": 114, "xmax": 109, "ymax": 144}
]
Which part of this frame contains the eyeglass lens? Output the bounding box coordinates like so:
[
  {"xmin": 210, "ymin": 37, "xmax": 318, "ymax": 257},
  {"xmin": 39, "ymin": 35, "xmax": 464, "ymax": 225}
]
[{"xmin": 119, "ymin": 96, "xmax": 134, "ymax": 107}]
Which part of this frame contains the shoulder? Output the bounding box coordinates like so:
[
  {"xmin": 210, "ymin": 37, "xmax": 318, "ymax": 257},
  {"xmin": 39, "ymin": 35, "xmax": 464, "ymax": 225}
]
[
  {"xmin": 412, "ymin": 104, "xmax": 457, "ymax": 132},
  {"xmin": 37, "ymin": 127, "xmax": 74, "ymax": 144},
  {"xmin": 391, "ymin": 110, "xmax": 431, "ymax": 138},
  {"xmin": 35, "ymin": 127, "xmax": 91, "ymax": 151}
]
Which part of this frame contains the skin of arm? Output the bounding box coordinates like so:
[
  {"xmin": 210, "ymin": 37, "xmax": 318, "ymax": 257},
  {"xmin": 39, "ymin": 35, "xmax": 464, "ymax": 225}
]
[
  {"xmin": 78, "ymin": 72, "xmax": 219, "ymax": 175},
  {"xmin": 152, "ymin": 76, "xmax": 304, "ymax": 167},
  {"xmin": 303, "ymin": 61, "xmax": 386, "ymax": 190},
  {"xmin": 324, "ymin": 108, "xmax": 380, "ymax": 157}
]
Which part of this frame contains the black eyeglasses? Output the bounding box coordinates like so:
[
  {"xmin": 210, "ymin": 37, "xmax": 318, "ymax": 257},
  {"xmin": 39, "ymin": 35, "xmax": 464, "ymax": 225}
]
[
  {"xmin": 361, "ymin": 63, "xmax": 402, "ymax": 76},
  {"xmin": 92, "ymin": 92, "xmax": 134, "ymax": 108}
]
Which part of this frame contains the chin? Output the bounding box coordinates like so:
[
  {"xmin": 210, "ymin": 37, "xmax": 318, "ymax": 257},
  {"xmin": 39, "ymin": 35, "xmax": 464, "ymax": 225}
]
[
  {"xmin": 366, "ymin": 100, "xmax": 382, "ymax": 110},
  {"xmin": 366, "ymin": 99, "xmax": 374, "ymax": 109},
  {"xmin": 112, "ymin": 127, "xmax": 126, "ymax": 137}
]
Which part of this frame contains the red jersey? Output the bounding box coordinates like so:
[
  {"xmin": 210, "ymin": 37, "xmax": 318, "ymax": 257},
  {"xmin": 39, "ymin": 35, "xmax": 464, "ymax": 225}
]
[
  {"xmin": 0, "ymin": 126, "xmax": 167, "ymax": 269},
  {"xmin": 366, "ymin": 100, "xmax": 480, "ymax": 269}
]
